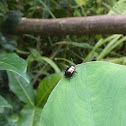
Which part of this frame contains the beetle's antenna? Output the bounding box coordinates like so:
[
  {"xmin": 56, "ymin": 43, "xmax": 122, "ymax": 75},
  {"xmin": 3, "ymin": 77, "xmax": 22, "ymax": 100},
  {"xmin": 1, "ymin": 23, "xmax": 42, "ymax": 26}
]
[
  {"xmin": 71, "ymin": 58, "xmax": 73, "ymax": 63},
  {"xmin": 71, "ymin": 58, "xmax": 76, "ymax": 66}
]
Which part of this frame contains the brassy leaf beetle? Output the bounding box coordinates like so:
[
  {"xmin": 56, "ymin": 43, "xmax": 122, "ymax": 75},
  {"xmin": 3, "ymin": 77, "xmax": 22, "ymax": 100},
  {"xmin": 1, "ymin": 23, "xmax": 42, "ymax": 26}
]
[{"xmin": 64, "ymin": 66, "xmax": 76, "ymax": 79}]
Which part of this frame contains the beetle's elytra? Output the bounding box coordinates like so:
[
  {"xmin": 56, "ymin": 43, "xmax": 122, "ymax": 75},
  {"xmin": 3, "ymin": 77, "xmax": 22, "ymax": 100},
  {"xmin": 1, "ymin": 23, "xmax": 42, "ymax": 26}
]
[{"xmin": 64, "ymin": 66, "xmax": 76, "ymax": 79}]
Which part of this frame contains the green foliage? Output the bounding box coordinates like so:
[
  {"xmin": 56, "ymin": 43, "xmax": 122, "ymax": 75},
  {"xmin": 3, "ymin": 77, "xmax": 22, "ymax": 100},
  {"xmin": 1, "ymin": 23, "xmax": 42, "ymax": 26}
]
[
  {"xmin": 7, "ymin": 72, "xmax": 35, "ymax": 106},
  {"xmin": 0, "ymin": 53, "xmax": 61, "ymax": 125},
  {"xmin": 1, "ymin": 10, "xmax": 22, "ymax": 32},
  {"xmin": 27, "ymin": 52, "xmax": 61, "ymax": 73},
  {"xmin": 75, "ymin": 0, "xmax": 89, "ymax": 6},
  {"xmin": 84, "ymin": 34, "xmax": 126, "ymax": 62},
  {"xmin": 36, "ymin": 73, "xmax": 63, "ymax": 107},
  {"xmin": 16, "ymin": 105, "xmax": 41, "ymax": 126},
  {"xmin": 0, "ymin": 96, "xmax": 12, "ymax": 109},
  {"xmin": 40, "ymin": 62, "xmax": 126, "ymax": 126},
  {"xmin": 0, "ymin": 0, "xmax": 126, "ymax": 126},
  {"xmin": 0, "ymin": 113, "xmax": 16, "ymax": 126},
  {"xmin": 108, "ymin": 0, "xmax": 126, "ymax": 14},
  {"xmin": 0, "ymin": 53, "xmax": 29, "ymax": 82}
]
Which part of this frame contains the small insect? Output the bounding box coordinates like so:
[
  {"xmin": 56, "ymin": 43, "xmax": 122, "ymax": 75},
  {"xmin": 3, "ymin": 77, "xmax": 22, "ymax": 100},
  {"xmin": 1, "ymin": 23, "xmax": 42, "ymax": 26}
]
[{"xmin": 64, "ymin": 66, "xmax": 76, "ymax": 79}]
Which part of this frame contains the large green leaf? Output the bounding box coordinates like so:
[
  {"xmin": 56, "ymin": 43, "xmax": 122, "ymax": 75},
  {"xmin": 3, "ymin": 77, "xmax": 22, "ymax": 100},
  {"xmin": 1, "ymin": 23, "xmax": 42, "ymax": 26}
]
[
  {"xmin": 17, "ymin": 105, "xmax": 41, "ymax": 126},
  {"xmin": 39, "ymin": 61, "xmax": 126, "ymax": 126},
  {"xmin": 0, "ymin": 95, "xmax": 12, "ymax": 109},
  {"xmin": 36, "ymin": 73, "xmax": 63, "ymax": 107},
  {"xmin": 7, "ymin": 72, "xmax": 35, "ymax": 106},
  {"xmin": 0, "ymin": 53, "xmax": 29, "ymax": 82}
]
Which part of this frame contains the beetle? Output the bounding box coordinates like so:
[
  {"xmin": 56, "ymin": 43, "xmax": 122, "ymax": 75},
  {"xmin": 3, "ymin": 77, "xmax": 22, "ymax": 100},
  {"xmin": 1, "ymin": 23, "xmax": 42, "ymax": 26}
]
[{"xmin": 64, "ymin": 66, "xmax": 76, "ymax": 79}]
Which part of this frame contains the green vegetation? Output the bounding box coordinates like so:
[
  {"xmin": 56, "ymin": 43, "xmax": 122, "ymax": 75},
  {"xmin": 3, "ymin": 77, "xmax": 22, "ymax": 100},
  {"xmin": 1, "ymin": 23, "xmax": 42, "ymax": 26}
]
[{"xmin": 0, "ymin": 0, "xmax": 126, "ymax": 126}]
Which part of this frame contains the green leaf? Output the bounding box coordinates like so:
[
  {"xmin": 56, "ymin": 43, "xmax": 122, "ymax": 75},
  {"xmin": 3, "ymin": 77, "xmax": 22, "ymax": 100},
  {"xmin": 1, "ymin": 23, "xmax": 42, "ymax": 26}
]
[
  {"xmin": 0, "ymin": 95, "xmax": 12, "ymax": 109},
  {"xmin": 38, "ymin": 56, "xmax": 61, "ymax": 73},
  {"xmin": 17, "ymin": 105, "xmax": 41, "ymax": 126},
  {"xmin": 97, "ymin": 35, "xmax": 122, "ymax": 60},
  {"xmin": 0, "ymin": 33, "xmax": 17, "ymax": 51},
  {"xmin": 55, "ymin": 41, "xmax": 93, "ymax": 49},
  {"xmin": 36, "ymin": 73, "xmax": 63, "ymax": 107},
  {"xmin": 39, "ymin": 62, "xmax": 126, "ymax": 126},
  {"xmin": 0, "ymin": 113, "xmax": 17, "ymax": 126},
  {"xmin": 84, "ymin": 35, "xmax": 121, "ymax": 62},
  {"xmin": 108, "ymin": 0, "xmax": 126, "ymax": 15},
  {"xmin": 7, "ymin": 72, "xmax": 35, "ymax": 106},
  {"xmin": 28, "ymin": 54, "xmax": 61, "ymax": 73},
  {"xmin": 74, "ymin": 0, "xmax": 88, "ymax": 6},
  {"xmin": 0, "ymin": 53, "xmax": 29, "ymax": 82},
  {"xmin": 28, "ymin": 48, "xmax": 40, "ymax": 57}
]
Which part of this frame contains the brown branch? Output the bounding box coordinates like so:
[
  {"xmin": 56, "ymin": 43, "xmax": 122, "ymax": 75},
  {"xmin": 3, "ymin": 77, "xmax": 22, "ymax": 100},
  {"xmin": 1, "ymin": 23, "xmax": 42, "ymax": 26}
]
[{"xmin": 12, "ymin": 15, "xmax": 126, "ymax": 36}]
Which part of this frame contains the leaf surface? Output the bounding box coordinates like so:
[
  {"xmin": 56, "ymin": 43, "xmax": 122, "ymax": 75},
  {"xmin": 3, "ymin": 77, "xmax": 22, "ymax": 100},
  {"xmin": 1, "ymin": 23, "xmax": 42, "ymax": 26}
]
[
  {"xmin": 7, "ymin": 72, "xmax": 35, "ymax": 106},
  {"xmin": 39, "ymin": 61, "xmax": 126, "ymax": 126},
  {"xmin": 109, "ymin": 0, "xmax": 126, "ymax": 14},
  {"xmin": 36, "ymin": 73, "xmax": 63, "ymax": 107},
  {"xmin": 0, "ymin": 53, "xmax": 29, "ymax": 82},
  {"xmin": 0, "ymin": 95, "xmax": 12, "ymax": 109},
  {"xmin": 17, "ymin": 105, "xmax": 41, "ymax": 126}
]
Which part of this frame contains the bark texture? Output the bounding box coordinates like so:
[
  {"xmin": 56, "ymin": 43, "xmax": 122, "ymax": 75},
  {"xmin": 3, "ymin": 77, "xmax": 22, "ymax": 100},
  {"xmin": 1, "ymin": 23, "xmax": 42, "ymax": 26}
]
[{"xmin": 12, "ymin": 15, "xmax": 126, "ymax": 36}]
